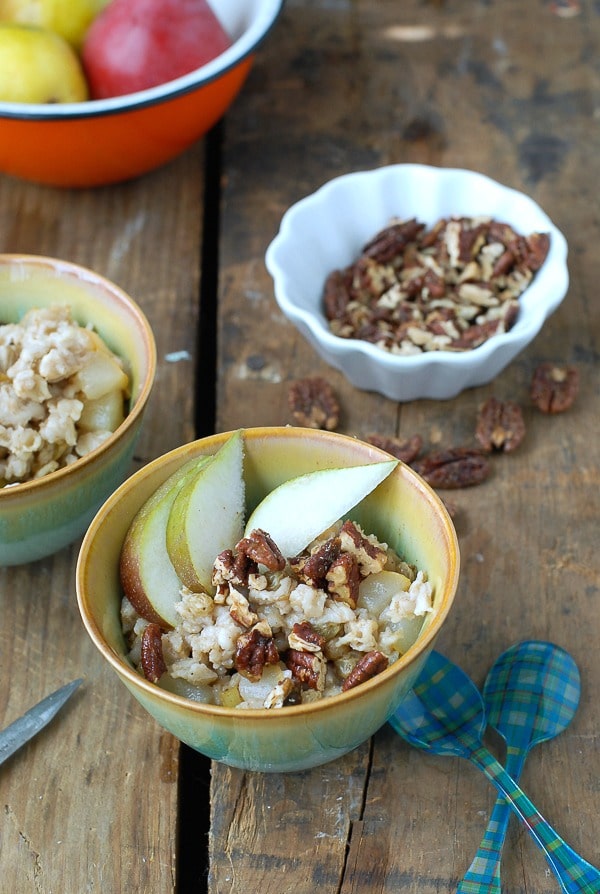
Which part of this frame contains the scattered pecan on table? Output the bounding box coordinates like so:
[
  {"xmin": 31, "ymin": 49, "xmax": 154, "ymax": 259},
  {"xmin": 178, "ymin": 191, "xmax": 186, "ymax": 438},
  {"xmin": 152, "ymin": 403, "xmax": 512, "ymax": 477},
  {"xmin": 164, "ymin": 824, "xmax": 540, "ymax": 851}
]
[
  {"xmin": 288, "ymin": 375, "xmax": 340, "ymax": 430},
  {"xmin": 323, "ymin": 216, "xmax": 550, "ymax": 355},
  {"xmin": 365, "ymin": 432, "xmax": 423, "ymax": 464},
  {"xmin": 530, "ymin": 363, "xmax": 579, "ymax": 413},
  {"xmin": 475, "ymin": 396, "xmax": 526, "ymax": 453},
  {"xmin": 411, "ymin": 446, "xmax": 491, "ymax": 489}
]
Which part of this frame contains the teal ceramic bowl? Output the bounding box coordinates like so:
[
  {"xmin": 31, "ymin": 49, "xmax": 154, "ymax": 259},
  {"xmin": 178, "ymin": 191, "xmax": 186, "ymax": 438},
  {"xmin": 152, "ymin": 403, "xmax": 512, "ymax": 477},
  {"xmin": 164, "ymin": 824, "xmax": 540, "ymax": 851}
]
[
  {"xmin": 0, "ymin": 255, "xmax": 156, "ymax": 564},
  {"xmin": 77, "ymin": 427, "xmax": 459, "ymax": 773}
]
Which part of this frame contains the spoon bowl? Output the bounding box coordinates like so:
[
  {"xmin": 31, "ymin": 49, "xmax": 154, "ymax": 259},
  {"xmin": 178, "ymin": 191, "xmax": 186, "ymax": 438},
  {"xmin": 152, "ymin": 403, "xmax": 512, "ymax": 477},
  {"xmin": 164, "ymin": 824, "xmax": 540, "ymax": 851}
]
[
  {"xmin": 458, "ymin": 641, "xmax": 581, "ymax": 893},
  {"xmin": 389, "ymin": 649, "xmax": 599, "ymax": 894}
]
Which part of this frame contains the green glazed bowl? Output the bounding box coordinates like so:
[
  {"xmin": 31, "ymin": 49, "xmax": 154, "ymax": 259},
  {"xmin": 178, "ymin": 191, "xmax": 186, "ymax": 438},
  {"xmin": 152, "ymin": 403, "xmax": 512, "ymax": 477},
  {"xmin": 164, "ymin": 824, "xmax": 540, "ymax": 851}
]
[
  {"xmin": 0, "ymin": 255, "xmax": 156, "ymax": 564},
  {"xmin": 76, "ymin": 427, "xmax": 459, "ymax": 773}
]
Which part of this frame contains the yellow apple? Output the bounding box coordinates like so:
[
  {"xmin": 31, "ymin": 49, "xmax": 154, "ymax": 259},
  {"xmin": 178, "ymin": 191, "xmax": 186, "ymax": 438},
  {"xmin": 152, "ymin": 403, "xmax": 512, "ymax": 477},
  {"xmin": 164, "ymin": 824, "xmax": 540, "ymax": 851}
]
[
  {"xmin": 0, "ymin": 0, "xmax": 110, "ymax": 48},
  {"xmin": 0, "ymin": 23, "xmax": 88, "ymax": 102}
]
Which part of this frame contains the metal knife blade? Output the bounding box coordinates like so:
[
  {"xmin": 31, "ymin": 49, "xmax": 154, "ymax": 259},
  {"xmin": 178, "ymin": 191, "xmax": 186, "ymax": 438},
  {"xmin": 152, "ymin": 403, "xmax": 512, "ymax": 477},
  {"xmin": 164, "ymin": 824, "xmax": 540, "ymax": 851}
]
[{"xmin": 0, "ymin": 678, "xmax": 83, "ymax": 767}]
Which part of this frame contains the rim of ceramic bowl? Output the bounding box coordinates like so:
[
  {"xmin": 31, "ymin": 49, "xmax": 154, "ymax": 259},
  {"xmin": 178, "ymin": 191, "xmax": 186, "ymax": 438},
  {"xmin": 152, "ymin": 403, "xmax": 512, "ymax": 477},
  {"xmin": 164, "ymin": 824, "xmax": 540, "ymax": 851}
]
[
  {"xmin": 265, "ymin": 163, "xmax": 570, "ymax": 373},
  {"xmin": 77, "ymin": 426, "xmax": 460, "ymax": 721},
  {"xmin": 0, "ymin": 0, "xmax": 284, "ymax": 120},
  {"xmin": 0, "ymin": 254, "xmax": 157, "ymax": 500}
]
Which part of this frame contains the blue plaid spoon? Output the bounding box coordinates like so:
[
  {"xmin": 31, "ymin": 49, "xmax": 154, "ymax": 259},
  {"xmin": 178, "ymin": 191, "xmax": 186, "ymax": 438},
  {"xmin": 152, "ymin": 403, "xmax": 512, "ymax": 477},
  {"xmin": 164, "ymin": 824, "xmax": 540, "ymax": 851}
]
[
  {"xmin": 389, "ymin": 650, "xmax": 599, "ymax": 893},
  {"xmin": 457, "ymin": 641, "xmax": 581, "ymax": 893}
]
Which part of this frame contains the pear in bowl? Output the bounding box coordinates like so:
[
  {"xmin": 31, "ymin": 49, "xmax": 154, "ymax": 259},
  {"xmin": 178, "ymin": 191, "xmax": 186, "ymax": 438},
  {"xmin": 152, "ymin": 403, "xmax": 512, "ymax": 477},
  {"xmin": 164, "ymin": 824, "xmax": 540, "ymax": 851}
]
[{"xmin": 77, "ymin": 427, "xmax": 459, "ymax": 773}]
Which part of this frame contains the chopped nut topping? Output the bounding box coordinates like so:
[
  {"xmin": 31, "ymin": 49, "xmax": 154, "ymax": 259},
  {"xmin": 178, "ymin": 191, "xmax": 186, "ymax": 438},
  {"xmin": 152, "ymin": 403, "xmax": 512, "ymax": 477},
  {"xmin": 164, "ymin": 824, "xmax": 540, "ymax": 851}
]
[
  {"xmin": 236, "ymin": 529, "xmax": 286, "ymax": 572},
  {"xmin": 288, "ymin": 621, "xmax": 326, "ymax": 653},
  {"xmin": 140, "ymin": 623, "xmax": 167, "ymax": 684},
  {"xmin": 338, "ymin": 520, "xmax": 388, "ymax": 576},
  {"xmin": 341, "ymin": 650, "xmax": 389, "ymax": 691},
  {"xmin": 324, "ymin": 216, "xmax": 550, "ymax": 354},
  {"xmin": 234, "ymin": 621, "xmax": 280, "ymax": 681},
  {"xmin": 325, "ymin": 552, "xmax": 360, "ymax": 608},
  {"xmin": 286, "ymin": 648, "xmax": 327, "ymax": 691}
]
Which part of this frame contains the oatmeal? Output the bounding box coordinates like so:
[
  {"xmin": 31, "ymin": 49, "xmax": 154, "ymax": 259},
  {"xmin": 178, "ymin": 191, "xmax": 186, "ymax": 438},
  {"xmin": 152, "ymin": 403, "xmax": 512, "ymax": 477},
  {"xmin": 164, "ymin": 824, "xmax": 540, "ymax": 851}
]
[
  {"xmin": 122, "ymin": 519, "xmax": 433, "ymax": 709},
  {"xmin": 324, "ymin": 215, "xmax": 550, "ymax": 354},
  {"xmin": 0, "ymin": 304, "xmax": 129, "ymax": 485}
]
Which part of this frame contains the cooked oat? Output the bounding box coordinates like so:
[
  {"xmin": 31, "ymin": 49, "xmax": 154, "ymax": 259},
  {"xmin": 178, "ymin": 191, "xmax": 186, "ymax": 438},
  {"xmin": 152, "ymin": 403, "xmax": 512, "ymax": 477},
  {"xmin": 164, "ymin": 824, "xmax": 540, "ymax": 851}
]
[
  {"xmin": 0, "ymin": 304, "xmax": 129, "ymax": 485},
  {"xmin": 122, "ymin": 519, "xmax": 434, "ymax": 709}
]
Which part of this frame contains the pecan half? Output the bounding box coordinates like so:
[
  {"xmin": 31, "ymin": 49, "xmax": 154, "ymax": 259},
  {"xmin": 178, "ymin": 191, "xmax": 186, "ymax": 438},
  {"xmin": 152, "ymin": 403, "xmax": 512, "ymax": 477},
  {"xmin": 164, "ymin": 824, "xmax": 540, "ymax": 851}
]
[
  {"xmin": 530, "ymin": 363, "xmax": 579, "ymax": 413},
  {"xmin": 365, "ymin": 432, "xmax": 423, "ymax": 464},
  {"xmin": 341, "ymin": 650, "xmax": 389, "ymax": 692},
  {"xmin": 411, "ymin": 447, "xmax": 490, "ymax": 488},
  {"xmin": 288, "ymin": 376, "xmax": 340, "ymax": 430},
  {"xmin": 212, "ymin": 548, "xmax": 257, "ymax": 588},
  {"xmin": 140, "ymin": 623, "xmax": 167, "ymax": 683},
  {"xmin": 475, "ymin": 396, "xmax": 526, "ymax": 453},
  {"xmin": 237, "ymin": 529, "xmax": 286, "ymax": 571},
  {"xmin": 286, "ymin": 649, "xmax": 327, "ymax": 691},
  {"xmin": 291, "ymin": 537, "xmax": 341, "ymax": 587},
  {"xmin": 234, "ymin": 621, "xmax": 280, "ymax": 681}
]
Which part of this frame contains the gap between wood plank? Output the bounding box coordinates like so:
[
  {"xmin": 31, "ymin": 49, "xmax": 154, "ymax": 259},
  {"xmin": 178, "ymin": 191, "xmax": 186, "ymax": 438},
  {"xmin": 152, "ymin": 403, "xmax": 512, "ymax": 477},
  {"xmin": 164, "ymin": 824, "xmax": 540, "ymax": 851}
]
[{"xmin": 177, "ymin": 121, "xmax": 223, "ymax": 894}]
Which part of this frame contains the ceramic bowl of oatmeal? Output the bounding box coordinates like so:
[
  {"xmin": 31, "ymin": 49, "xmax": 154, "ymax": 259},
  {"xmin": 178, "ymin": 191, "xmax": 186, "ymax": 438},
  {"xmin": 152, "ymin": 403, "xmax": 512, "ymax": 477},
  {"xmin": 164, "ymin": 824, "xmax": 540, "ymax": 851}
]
[
  {"xmin": 265, "ymin": 164, "xmax": 569, "ymax": 401},
  {"xmin": 0, "ymin": 254, "xmax": 156, "ymax": 564},
  {"xmin": 76, "ymin": 426, "xmax": 459, "ymax": 773}
]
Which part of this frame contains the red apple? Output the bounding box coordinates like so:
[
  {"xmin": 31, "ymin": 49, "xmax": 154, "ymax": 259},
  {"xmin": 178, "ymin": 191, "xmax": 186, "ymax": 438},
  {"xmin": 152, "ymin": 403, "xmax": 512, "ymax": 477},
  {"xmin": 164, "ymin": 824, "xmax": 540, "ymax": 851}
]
[{"xmin": 81, "ymin": 0, "xmax": 232, "ymax": 99}]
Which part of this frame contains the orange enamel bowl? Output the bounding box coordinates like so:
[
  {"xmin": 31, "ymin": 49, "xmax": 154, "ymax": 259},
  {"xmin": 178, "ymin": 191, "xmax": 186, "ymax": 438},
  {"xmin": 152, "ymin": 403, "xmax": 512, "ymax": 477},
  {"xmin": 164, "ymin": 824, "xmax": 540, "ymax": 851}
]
[{"xmin": 0, "ymin": 0, "xmax": 283, "ymax": 188}]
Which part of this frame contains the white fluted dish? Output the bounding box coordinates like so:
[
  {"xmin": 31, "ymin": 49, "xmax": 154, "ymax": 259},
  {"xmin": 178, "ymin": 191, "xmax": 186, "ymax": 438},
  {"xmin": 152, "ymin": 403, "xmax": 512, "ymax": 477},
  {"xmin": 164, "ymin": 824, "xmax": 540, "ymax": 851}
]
[{"xmin": 265, "ymin": 164, "xmax": 569, "ymax": 401}]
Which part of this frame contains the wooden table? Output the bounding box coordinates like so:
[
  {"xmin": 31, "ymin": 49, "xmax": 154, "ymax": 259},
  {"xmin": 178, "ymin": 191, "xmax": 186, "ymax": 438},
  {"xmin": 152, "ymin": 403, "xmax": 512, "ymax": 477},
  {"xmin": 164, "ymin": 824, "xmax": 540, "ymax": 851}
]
[{"xmin": 1, "ymin": 1, "xmax": 598, "ymax": 891}]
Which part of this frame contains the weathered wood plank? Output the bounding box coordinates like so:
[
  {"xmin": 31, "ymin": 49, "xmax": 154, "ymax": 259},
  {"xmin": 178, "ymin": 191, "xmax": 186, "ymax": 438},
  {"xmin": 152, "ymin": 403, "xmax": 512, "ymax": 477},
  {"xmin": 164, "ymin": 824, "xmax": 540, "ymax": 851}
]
[
  {"xmin": 0, "ymin": 147, "xmax": 204, "ymax": 892},
  {"xmin": 211, "ymin": 0, "xmax": 600, "ymax": 891}
]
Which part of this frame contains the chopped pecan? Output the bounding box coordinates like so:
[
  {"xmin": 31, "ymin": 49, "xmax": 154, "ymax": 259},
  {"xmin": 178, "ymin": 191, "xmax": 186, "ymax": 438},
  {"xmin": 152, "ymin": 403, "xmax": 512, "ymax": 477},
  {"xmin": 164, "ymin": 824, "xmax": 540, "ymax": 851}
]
[
  {"xmin": 234, "ymin": 621, "xmax": 280, "ymax": 681},
  {"xmin": 362, "ymin": 219, "xmax": 425, "ymax": 264},
  {"xmin": 341, "ymin": 650, "xmax": 389, "ymax": 692},
  {"xmin": 325, "ymin": 552, "xmax": 360, "ymax": 608},
  {"xmin": 237, "ymin": 529, "xmax": 286, "ymax": 571},
  {"xmin": 365, "ymin": 432, "xmax": 423, "ymax": 464},
  {"xmin": 338, "ymin": 520, "xmax": 388, "ymax": 575},
  {"xmin": 322, "ymin": 215, "xmax": 549, "ymax": 355},
  {"xmin": 475, "ymin": 396, "xmax": 526, "ymax": 453},
  {"xmin": 140, "ymin": 623, "xmax": 167, "ymax": 684},
  {"xmin": 286, "ymin": 649, "xmax": 327, "ymax": 691},
  {"xmin": 227, "ymin": 588, "xmax": 258, "ymax": 628},
  {"xmin": 291, "ymin": 537, "xmax": 341, "ymax": 587},
  {"xmin": 212, "ymin": 548, "xmax": 257, "ymax": 588},
  {"xmin": 531, "ymin": 363, "xmax": 579, "ymax": 413},
  {"xmin": 411, "ymin": 447, "xmax": 490, "ymax": 488},
  {"xmin": 288, "ymin": 621, "xmax": 326, "ymax": 653},
  {"xmin": 288, "ymin": 376, "xmax": 340, "ymax": 430}
]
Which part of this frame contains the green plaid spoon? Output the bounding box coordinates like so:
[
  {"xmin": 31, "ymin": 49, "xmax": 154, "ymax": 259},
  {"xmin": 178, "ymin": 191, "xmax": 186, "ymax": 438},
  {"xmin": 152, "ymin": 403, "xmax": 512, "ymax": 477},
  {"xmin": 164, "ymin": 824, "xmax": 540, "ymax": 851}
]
[
  {"xmin": 457, "ymin": 641, "xmax": 581, "ymax": 893},
  {"xmin": 389, "ymin": 650, "xmax": 599, "ymax": 893}
]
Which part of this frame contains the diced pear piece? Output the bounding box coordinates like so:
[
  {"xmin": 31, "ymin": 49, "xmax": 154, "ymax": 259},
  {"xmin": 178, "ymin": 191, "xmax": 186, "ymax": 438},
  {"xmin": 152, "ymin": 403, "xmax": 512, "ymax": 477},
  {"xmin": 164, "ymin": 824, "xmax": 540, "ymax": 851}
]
[
  {"xmin": 120, "ymin": 457, "xmax": 210, "ymax": 628},
  {"xmin": 245, "ymin": 459, "xmax": 398, "ymax": 559},
  {"xmin": 74, "ymin": 350, "xmax": 129, "ymax": 400},
  {"xmin": 78, "ymin": 388, "xmax": 125, "ymax": 432},
  {"xmin": 166, "ymin": 431, "xmax": 245, "ymax": 594}
]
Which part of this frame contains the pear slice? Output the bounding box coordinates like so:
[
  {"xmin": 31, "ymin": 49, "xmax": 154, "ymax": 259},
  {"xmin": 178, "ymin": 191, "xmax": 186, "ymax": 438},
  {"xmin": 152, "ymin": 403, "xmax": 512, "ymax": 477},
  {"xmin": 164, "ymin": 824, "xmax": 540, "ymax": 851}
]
[
  {"xmin": 244, "ymin": 459, "xmax": 398, "ymax": 558},
  {"xmin": 166, "ymin": 430, "xmax": 245, "ymax": 593},
  {"xmin": 120, "ymin": 456, "xmax": 210, "ymax": 628}
]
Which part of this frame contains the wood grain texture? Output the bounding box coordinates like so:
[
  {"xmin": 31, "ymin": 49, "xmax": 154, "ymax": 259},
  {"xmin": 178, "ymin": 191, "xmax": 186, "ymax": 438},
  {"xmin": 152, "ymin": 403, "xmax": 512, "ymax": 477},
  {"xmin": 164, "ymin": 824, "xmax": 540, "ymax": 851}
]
[
  {"xmin": 0, "ymin": 148, "xmax": 204, "ymax": 892},
  {"xmin": 211, "ymin": 0, "xmax": 599, "ymax": 892}
]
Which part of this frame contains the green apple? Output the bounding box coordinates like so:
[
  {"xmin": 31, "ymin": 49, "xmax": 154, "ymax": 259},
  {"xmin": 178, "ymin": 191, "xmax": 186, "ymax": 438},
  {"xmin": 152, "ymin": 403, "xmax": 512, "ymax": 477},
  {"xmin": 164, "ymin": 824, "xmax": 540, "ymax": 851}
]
[
  {"xmin": 245, "ymin": 460, "xmax": 398, "ymax": 558},
  {"xmin": 167, "ymin": 431, "xmax": 245, "ymax": 594},
  {"xmin": 0, "ymin": 22, "xmax": 88, "ymax": 102},
  {"xmin": 120, "ymin": 457, "xmax": 210, "ymax": 628},
  {"xmin": 0, "ymin": 0, "xmax": 110, "ymax": 48}
]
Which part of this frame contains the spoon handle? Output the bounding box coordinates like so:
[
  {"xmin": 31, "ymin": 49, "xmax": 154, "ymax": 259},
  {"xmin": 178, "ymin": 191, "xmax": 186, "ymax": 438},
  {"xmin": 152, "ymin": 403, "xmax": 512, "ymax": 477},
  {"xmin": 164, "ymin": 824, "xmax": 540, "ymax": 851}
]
[
  {"xmin": 456, "ymin": 748, "xmax": 528, "ymax": 894},
  {"xmin": 468, "ymin": 744, "xmax": 600, "ymax": 894}
]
